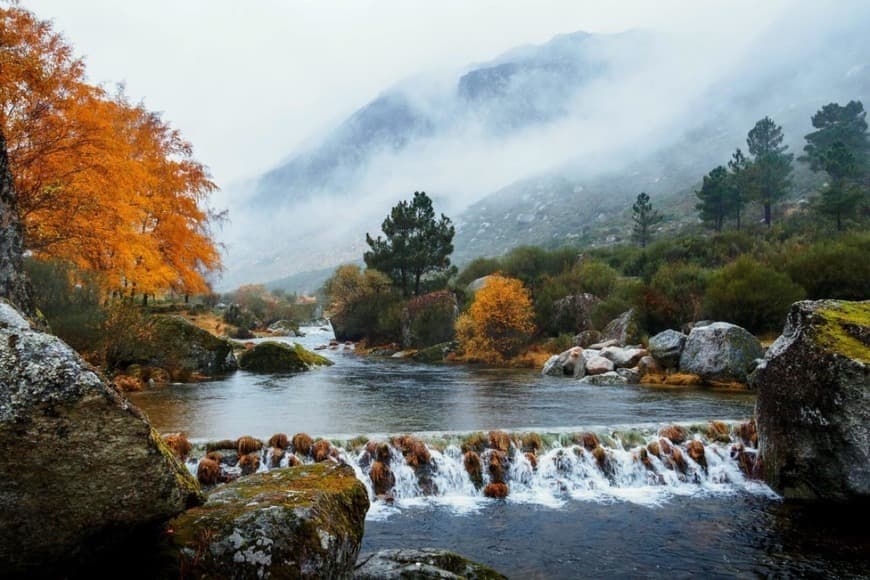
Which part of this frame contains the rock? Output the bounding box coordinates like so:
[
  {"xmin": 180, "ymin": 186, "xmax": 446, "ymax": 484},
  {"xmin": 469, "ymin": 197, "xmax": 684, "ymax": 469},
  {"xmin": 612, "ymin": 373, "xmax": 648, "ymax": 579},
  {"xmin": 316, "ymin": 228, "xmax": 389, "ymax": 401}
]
[
  {"xmin": 574, "ymin": 329, "xmax": 602, "ymax": 348},
  {"xmin": 648, "ymin": 329, "xmax": 688, "ymax": 369},
  {"xmin": 601, "ymin": 309, "xmax": 642, "ymax": 346},
  {"xmin": 238, "ymin": 341, "xmax": 333, "ymax": 372},
  {"xmin": 599, "ymin": 346, "xmax": 646, "ymax": 368},
  {"xmin": 411, "ymin": 341, "xmax": 457, "ymax": 363},
  {"xmin": 542, "ymin": 346, "xmax": 584, "ymax": 377},
  {"xmin": 551, "ymin": 293, "xmax": 601, "ymax": 333},
  {"xmin": 616, "ymin": 367, "xmax": 641, "ymax": 384},
  {"xmin": 584, "ymin": 355, "xmax": 614, "ymax": 375},
  {"xmin": 0, "ymin": 303, "xmax": 203, "ymax": 573},
  {"xmin": 354, "ymin": 548, "xmax": 506, "ymax": 579},
  {"xmin": 109, "ymin": 314, "xmax": 237, "ymax": 379},
  {"xmin": 679, "ymin": 322, "xmax": 763, "ymax": 382},
  {"xmin": 752, "ymin": 300, "xmax": 870, "ymax": 502},
  {"xmin": 0, "ymin": 132, "xmax": 36, "ymax": 317},
  {"xmin": 267, "ymin": 319, "xmax": 300, "ymax": 336},
  {"xmin": 579, "ymin": 371, "xmax": 627, "ymax": 385},
  {"xmin": 169, "ymin": 463, "xmax": 369, "ymax": 579},
  {"xmin": 637, "ymin": 355, "xmax": 662, "ymax": 377},
  {"xmin": 466, "ymin": 276, "xmax": 493, "ymax": 294},
  {"xmin": 588, "ymin": 338, "xmax": 618, "ymax": 349}
]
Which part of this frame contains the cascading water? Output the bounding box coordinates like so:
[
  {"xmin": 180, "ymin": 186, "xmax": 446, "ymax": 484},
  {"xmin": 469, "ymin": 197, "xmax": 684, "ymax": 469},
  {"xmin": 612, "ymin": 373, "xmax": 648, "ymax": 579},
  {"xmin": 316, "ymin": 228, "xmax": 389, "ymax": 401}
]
[{"xmin": 185, "ymin": 421, "xmax": 775, "ymax": 521}]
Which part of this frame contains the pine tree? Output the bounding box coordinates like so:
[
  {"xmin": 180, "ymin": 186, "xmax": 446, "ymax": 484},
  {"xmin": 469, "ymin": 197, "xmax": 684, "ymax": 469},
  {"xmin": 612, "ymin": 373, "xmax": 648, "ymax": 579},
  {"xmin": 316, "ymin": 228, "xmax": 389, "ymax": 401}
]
[
  {"xmin": 816, "ymin": 142, "xmax": 865, "ymax": 230},
  {"xmin": 726, "ymin": 148, "xmax": 750, "ymax": 230},
  {"xmin": 803, "ymin": 100, "xmax": 869, "ymax": 172},
  {"xmin": 746, "ymin": 116, "xmax": 793, "ymax": 227},
  {"xmin": 364, "ymin": 191, "xmax": 455, "ymax": 296},
  {"xmin": 696, "ymin": 166, "xmax": 730, "ymax": 232},
  {"xmin": 632, "ymin": 192, "xmax": 662, "ymax": 248}
]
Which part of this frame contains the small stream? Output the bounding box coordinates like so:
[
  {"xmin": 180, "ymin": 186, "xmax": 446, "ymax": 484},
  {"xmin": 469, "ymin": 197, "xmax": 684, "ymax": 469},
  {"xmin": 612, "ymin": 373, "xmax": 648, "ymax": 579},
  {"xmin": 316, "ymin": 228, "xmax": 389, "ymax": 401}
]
[{"xmin": 128, "ymin": 326, "xmax": 870, "ymax": 578}]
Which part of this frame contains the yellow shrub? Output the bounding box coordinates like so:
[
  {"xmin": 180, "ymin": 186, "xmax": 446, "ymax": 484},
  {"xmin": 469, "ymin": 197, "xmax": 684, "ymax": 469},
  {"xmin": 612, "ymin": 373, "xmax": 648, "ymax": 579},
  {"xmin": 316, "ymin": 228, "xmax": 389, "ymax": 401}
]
[{"xmin": 456, "ymin": 275, "xmax": 535, "ymax": 363}]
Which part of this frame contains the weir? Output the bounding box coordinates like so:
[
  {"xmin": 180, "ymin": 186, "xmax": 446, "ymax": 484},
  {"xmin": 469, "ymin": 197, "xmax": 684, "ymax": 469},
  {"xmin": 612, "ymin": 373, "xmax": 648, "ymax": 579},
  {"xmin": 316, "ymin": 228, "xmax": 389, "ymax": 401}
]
[{"xmin": 185, "ymin": 422, "xmax": 774, "ymax": 519}]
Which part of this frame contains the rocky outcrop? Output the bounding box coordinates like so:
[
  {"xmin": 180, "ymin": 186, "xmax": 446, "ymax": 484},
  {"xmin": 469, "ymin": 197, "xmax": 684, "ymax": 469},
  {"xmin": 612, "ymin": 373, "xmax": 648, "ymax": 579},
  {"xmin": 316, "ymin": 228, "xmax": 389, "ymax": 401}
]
[
  {"xmin": 0, "ymin": 302, "xmax": 203, "ymax": 573},
  {"xmin": 551, "ymin": 293, "xmax": 600, "ymax": 334},
  {"xmin": 0, "ymin": 130, "xmax": 35, "ymax": 318},
  {"xmin": 752, "ymin": 300, "xmax": 869, "ymax": 502},
  {"xmin": 169, "ymin": 463, "xmax": 369, "ymax": 579},
  {"xmin": 679, "ymin": 322, "xmax": 763, "ymax": 382},
  {"xmin": 238, "ymin": 341, "xmax": 333, "ymax": 372},
  {"xmin": 108, "ymin": 314, "xmax": 237, "ymax": 380},
  {"xmin": 648, "ymin": 329, "xmax": 687, "ymax": 369},
  {"xmin": 354, "ymin": 549, "xmax": 506, "ymax": 579},
  {"xmin": 601, "ymin": 308, "xmax": 641, "ymax": 346}
]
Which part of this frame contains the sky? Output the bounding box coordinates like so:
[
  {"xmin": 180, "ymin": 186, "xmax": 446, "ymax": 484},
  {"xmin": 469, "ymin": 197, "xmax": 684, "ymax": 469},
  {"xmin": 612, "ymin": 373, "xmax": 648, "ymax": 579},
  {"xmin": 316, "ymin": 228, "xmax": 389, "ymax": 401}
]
[{"xmin": 24, "ymin": 0, "xmax": 792, "ymax": 204}]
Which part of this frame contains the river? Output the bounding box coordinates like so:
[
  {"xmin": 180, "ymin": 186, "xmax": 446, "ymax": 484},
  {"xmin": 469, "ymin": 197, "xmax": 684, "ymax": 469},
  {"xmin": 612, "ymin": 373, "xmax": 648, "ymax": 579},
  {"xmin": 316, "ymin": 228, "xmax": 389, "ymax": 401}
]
[{"xmin": 129, "ymin": 326, "xmax": 869, "ymax": 578}]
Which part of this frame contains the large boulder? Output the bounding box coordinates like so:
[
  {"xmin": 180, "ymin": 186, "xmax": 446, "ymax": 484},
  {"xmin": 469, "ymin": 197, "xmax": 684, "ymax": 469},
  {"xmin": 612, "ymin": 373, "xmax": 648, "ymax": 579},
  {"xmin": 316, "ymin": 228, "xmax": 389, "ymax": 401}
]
[
  {"xmin": 574, "ymin": 329, "xmax": 602, "ymax": 348},
  {"xmin": 169, "ymin": 463, "xmax": 370, "ymax": 579},
  {"xmin": 0, "ymin": 302, "xmax": 203, "ymax": 573},
  {"xmin": 751, "ymin": 300, "xmax": 869, "ymax": 502},
  {"xmin": 599, "ymin": 346, "xmax": 646, "ymax": 368},
  {"xmin": 238, "ymin": 341, "xmax": 333, "ymax": 372},
  {"xmin": 584, "ymin": 355, "xmax": 614, "ymax": 375},
  {"xmin": 679, "ymin": 322, "xmax": 763, "ymax": 382},
  {"xmin": 648, "ymin": 329, "xmax": 687, "ymax": 369},
  {"xmin": 354, "ymin": 548, "xmax": 506, "ymax": 579},
  {"xmin": 601, "ymin": 308, "xmax": 642, "ymax": 346},
  {"xmin": 551, "ymin": 293, "xmax": 600, "ymax": 334},
  {"xmin": 109, "ymin": 314, "xmax": 237, "ymax": 380},
  {"xmin": 542, "ymin": 346, "xmax": 584, "ymax": 377}
]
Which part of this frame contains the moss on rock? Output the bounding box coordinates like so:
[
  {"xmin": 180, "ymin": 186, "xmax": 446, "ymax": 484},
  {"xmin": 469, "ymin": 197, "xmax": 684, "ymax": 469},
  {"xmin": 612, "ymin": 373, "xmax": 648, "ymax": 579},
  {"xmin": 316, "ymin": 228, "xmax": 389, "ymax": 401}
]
[{"xmin": 238, "ymin": 341, "xmax": 333, "ymax": 373}]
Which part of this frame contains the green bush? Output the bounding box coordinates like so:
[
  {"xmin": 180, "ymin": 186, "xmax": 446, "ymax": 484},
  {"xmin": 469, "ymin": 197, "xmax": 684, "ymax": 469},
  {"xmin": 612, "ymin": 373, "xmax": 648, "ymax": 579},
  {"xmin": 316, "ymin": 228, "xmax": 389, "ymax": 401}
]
[
  {"xmin": 324, "ymin": 265, "xmax": 403, "ymax": 343},
  {"xmin": 642, "ymin": 262, "xmax": 710, "ymax": 332},
  {"xmin": 456, "ymin": 257, "xmax": 501, "ymax": 288},
  {"xmin": 785, "ymin": 234, "xmax": 870, "ymax": 300},
  {"xmin": 403, "ymin": 290, "xmax": 457, "ymax": 348},
  {"xmin": 703, "ymin": 257, "xmax": 805, "ymax": 333}
]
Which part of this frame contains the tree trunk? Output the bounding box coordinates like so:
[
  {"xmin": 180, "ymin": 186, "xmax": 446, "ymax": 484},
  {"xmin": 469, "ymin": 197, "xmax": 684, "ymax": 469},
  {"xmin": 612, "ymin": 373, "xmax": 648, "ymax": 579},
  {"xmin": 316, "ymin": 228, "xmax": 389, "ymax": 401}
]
[
  {"xmin": 764, "ymin": 203, "xmax": 772, "ymax": 227},
  {"xmin": 184, "ymin": 294, "xmax": 189, "ymax": 304},
  {"xmin": 414, "ymin": 272, "xmax": 421, "ymax": 296},
  {"xmin": 142, "ymin": 294, "xmax": 148, "ymax": 307},
  {"xmin": 0, "ymin": 128, "xmax": 36, "ymax": 316}
]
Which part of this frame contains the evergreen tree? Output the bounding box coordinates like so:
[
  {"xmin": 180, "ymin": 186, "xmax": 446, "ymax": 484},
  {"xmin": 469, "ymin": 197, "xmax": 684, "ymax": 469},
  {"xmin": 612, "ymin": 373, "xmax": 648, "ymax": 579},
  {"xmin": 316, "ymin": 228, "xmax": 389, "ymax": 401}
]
[
  {"xmin": 803, "ymin": 100, "xmax": 869, "ymax": 172},
  {"xmin": 816, "ymin": 142, "xmax": 865, "ymax": 230},
  {"xmin": 364, "ymin": 191, "xmax": 455, "ymax": 297},
  {"xmin": 631, "ymin": 192, "xmax": 661, "ymax": 248},
  {"xmin": 746, "ymin": 116, "xmax": 793, "ymax": 226},
  {"xmin": 696, "ymin": 165, "xmax": 730, "ymax": 232},
  {"xmin": 726, "ymin": 148, "xmax": 750, "ymax": 230}
]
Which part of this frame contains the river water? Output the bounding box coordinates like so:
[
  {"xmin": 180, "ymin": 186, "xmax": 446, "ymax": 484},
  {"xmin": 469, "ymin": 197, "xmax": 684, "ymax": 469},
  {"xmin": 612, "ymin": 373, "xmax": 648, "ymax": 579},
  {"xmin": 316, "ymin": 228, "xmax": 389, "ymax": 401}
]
[{"xmin": 129, "ymin": 326, "xmax": 870, "ymax": 578}]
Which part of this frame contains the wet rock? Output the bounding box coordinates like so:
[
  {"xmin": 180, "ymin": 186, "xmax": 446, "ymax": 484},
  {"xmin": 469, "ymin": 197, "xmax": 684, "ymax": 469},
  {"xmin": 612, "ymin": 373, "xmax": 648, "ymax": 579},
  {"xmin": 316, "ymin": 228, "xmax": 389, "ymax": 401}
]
[
  {"xmin": 574, "ymin": 432, "xmax": 600, "ymax": 451},
  {"xmin": 542, "ymin": 346, "xmax": 584, "ymax": 377},
  {"xmin": 169, "ymin": 463, "xmax": 369, "ymax": 579},
  {"xmin": 466, "ymin": 276, "xmax": 493, "ymax": 294},
  {"xmin": 659, "ymin": 425, "xmax": 689, "ymax": 445},
  {"xmin": 574, "ymin": 329, "xmax": 602, "ymax": 348},
  {"xmin": 197, "ymin": 458, "xmax": 221, "ymax": 485},
  {"xmin": 679, "ymin": 322, "xmax": 763, "ymax": 382},
  {"xmin": 637, "ymin": 355, "xmax": 662, "ymax": 377},
  {"xmin": 616, "ymin": 367, "xmax": 641, "ymax": 384},
  {"xmin": 463, "ymin": 451, "xmax": 483, "ymax": 488},
  {"xmin": 354, "ymin": 548, "xmax": 506, "ymax": 579},
  {"xmin": 600, "ymin": 346, "xmax": 647, "ymax": 368},
  {"xmin": 267, "ymin": 319, "xmax": 300, "ymax": 336},
  {"xmin": 370, "ymin": 461, "xmax": 395, "ymax": 495},
  {"xmin": 239, "ymin": 452, "xmax": 261, "ymax": 475},
  {"xmin": 269, "ymin": 447, "xmax": 286, "ymax": 468},
  {"xmin": 238, "ymin": 340, "xmax": 333, "ymax": 372},
  {"xmin": 411, "ymin": 341, "xmax": 457, "ymax": 363},
  {"xmin": 0, "ymin": 303, "xmax": 202, "ymax": 573},
  {"xmin": 551, "ymin": 293, "xmax": 601, "ymax": 334},
  {"xmin": 752, "ymin": 300, "xmax": 870, "ymax": 501},
  {"xmin": 589, "ymin": 339, "xmax": 619, "ymax": 350},
  {"xmin": 584, "ymin": 355, "xmax": 614, "ymax": 375},
  {"xmin": 579, "ymin": 371, "xmax": 626, "ymax": 385},
  {"xmin": 686, "ymin": 440, "xmax": 707, "ymax": 470},
  {"xmin": 601, "ymin": 308, "xmax": 642, "ymax": 346},
  {"xmin": 648, "ymin": 329, "xmax": 688, "ymax": 369}
]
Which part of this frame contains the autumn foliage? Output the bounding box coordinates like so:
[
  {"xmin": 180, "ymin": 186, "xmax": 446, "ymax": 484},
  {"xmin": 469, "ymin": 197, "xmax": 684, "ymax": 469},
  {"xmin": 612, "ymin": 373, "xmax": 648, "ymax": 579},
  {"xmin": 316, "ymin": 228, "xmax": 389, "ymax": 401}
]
[
  {"xmin": 455, "ymin": 275, "xmax": 536, "ymax": 363},
  {"xmin": 0, "ymin": 6, "xmax": 221, "ymax": 297}
]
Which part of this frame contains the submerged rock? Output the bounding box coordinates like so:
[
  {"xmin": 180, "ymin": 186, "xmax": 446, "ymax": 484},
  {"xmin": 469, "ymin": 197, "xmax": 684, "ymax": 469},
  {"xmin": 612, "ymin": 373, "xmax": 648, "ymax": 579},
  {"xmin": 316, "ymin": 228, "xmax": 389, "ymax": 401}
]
[
  {"xmin": 648, "ymin": 329, "xmax": 687, "ymax": 369},
  {"xmin": 679, "ymin": 322, "xmax": 763, "ymax": 382},
  {"xmin": 169, "ymin": 463, "xmax": 369, "ymax": 579},
  {"xmin": 752, "ymin": 300, "xmax": 870, "ymax": 502},
  {"xmin": 354, "ymin": 548, "xmax": 506, "ymax": 579},
  {"xmin": 238, "ymin": 340, "xmax": 333, "ymax": 372},
  {"xmin": 0, "ymin": 302, "xmax": 203, "ymax": 573}
]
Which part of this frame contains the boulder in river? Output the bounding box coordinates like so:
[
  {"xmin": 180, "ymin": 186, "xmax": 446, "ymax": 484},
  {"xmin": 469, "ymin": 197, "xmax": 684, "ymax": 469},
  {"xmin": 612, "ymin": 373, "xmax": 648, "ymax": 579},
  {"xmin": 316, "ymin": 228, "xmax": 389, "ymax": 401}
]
[
  {"xmin": 579, "ymin": 371, "xmax": 628, "ymax": 386},
  {"xmin": 584, "ymin": 354, "xmax": 614, "ymax": 375},
  {"xmin": 0, "ymin": 301, "xmax": 203, "ymax": 573},
  {"xmin": 599, "ymin": 345, "xmax": 647, "ymax": 368},
  {"xmin": 168, "ymin": 463, "xmax": 369, "ymax": 579},
  {"xmin": 238, "ymin": 340, "xmax": 333, "ymax": 372},
  {"xmin": 648, "ymin": 329, "xmax": 688, "ymax": 369},
  {"xmin": 752, "ymin": 300, "xmax": 870, "ymax": 502},
  {"xmin": 354, "ymin": 548, "xmax": 506, "ymax": 579},
  {"xmin": 679, "ymin": 322, "xmax": 763, "ymax": 382},
  {"xmin": 542, "ymin": 346, "xmax": 584, "ymax": 377}
]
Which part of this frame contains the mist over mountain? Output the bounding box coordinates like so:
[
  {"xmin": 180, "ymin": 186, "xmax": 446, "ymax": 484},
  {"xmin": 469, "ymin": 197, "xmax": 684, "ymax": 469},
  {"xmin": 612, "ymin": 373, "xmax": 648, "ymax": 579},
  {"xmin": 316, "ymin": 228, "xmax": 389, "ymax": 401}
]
[{"xmin": 219, "ymin": 3, "xmax": 869, "ymax": 291}]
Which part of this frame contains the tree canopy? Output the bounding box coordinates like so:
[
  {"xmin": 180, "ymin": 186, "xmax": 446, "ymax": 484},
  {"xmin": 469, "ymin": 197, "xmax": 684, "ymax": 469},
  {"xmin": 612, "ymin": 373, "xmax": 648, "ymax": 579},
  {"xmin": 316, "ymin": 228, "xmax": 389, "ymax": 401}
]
[
  {"xmin": 746, "ymin": 116, "xmax": 793, "ymax": 227},
  {"xmin": 631, "ymin": 192, "xmax": 661, "ymax": 248},
  {"xmin": 364, "ymin": 191, "xmax": 455, "ymax": 296},
  {"xmin": 0, "ymin": 6, "xmax": 222, "ymax": 298}
]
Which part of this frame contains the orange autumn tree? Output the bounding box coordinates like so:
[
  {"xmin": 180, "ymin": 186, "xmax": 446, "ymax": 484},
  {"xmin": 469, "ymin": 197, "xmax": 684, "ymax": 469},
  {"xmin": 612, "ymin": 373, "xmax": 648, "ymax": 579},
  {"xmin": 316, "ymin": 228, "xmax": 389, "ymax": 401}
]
[
  {"xmin": 0, "ymin": 6, "xmax": 221, "ymax": 299},
  {"xmin": 455, "ymin": 274, "xmax": 536, "ymax": 363}
]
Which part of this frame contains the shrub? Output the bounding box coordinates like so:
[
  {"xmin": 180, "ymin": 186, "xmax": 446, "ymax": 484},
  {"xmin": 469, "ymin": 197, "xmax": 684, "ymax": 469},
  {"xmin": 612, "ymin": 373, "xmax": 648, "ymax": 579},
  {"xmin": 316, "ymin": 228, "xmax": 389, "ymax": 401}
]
[
  {"xmin": 784, "ymin": 235, "xmax": 870, "ymax": 300},
  {"xmin": 642, "ymin": 262, "xmax": 710, "ymax": 332},
  {"xmin": 456, "ymin": 257, "xmax": 501, "ymax": 287},
  {"xmin": 323, "ymin": 264, "xmax": 403, "ymax": 342},
  {"xmin": 402, "ymin": 290, "xmax": 457, "ymax": 348},
  {"xmin": 703, "ymin": 257, "xmax": 805, "ymax": 333},
  {"xmin": 455, "ymin": 275, "xmax": 536, "ymax": 363}
]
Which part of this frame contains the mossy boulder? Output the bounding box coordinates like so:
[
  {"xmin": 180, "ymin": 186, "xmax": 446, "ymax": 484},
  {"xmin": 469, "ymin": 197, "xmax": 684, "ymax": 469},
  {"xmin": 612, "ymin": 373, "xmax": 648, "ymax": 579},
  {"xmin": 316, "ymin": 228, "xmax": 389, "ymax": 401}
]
[
  {"xmin": 752, "ymin": 300, "xmax": 870, "ymax": 502},
  {"xmin": 0, "ymin": 302, "xmax": 203, "ymax": 574},
  {"xmin": 168, "ymin": 463, "xmax": 369, "ymax": 579},
  {"xmin": 111, "ymin": 314, "xmax": 237, "ymax": 380},
  {"xmin": 238, "ymin": 341, "xmax": 333, "ymax": 372},
  {"xmin": 354, "ymin": 548, "xmax": 506, "ymax": 579}
]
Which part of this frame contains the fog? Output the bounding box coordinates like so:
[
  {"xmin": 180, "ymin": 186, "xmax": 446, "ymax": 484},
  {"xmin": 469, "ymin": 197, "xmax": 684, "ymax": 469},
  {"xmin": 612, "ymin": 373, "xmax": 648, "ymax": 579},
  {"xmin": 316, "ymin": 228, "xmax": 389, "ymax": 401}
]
[{"xmin": 23, "ymin": 0, "xmax": 870, "ymax": 289}]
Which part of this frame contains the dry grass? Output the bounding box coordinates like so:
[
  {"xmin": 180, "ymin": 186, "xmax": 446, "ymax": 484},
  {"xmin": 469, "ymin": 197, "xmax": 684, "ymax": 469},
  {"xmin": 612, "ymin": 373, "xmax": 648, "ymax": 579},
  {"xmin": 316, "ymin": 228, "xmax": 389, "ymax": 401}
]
[
  {"xmin": 238, "ymin": 452, "xmax": 260, "ymax": 475},
  {"xmin": 269, "ymin": 448, "xmax": 285, "ymax": 468},
  {"xmin": 484, "ymin": 482, "xmax": 509, "ymax": 498},
  {"xmin": 292, "ymin": 433, "xmax": 314, "ymax": 456},
  {"xmin": 391, "ymin": 435, "xmax": 431, "ymax": 467},
  {"xmin": 487, "ymin": 450, "xmax": 508, "ymax": 484},
  {"xmin": 196, "ymin": 458, "xmax": 220, "ymax": 485},
  {"xmin": 286, "ymin": 454, "xmax": 302, "ymax": 467},
  {"xmin": 460, "ymin": 432, "xmax": 488, "ymax": 454},
  {"xmin": 488, "ymin": 430, "xmax": 511, "ymax": 453},
  {"xmin": 268, "ymin": 433, "xmax": 289, "ymax": 450},
  {"xmin": 236, "ymin": 436, "xmax": 263, "ymax": 455},
  {"xmin": 646, "ymin": 440, "xmax": 661, "ymax": 458},
  {"xmin": 205, "ymin": 439, "xmax": 237, "ymax": 452},
  {"xmin": 524, "ymin": 451, "xmax": 538, "ymax": 470},
  {"xmin": 686, "ymin": 440, "xmax": 707, "ymax": 469},
  {"xmin": 463, "ymin": 451, "xmax": 483, "ymax": 487},
  {"xmin": 163, "ymin": 433, "xmax": 192, "ymax": 460},
  {"xmin": 573, "ymin": 432, "xmax": 600, "ymax": 451},
  {"xmin": 113, "ymin": 374, "xmax": 143, "ymax": 392},
  {"xmin": 659, "ymin": 425, "xmax": 688, "ymax": 445},
  {"xmin": 737, "ymin": 419, "xmax": 758, "ymax": 448},
  {"xmin": 520, "ymin": 432, "xmax": 543, "ymax": 453},
  {"xmin": 369, "ymin": 461, "xmax": 394, "ymax": 495},
  {"xmin": 205, "ymin": 451, "xmax": 222, "ymax": 463},
  {"xmin": 312, "ymin": 439, "xmax": 333, "ymax": 462}
]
